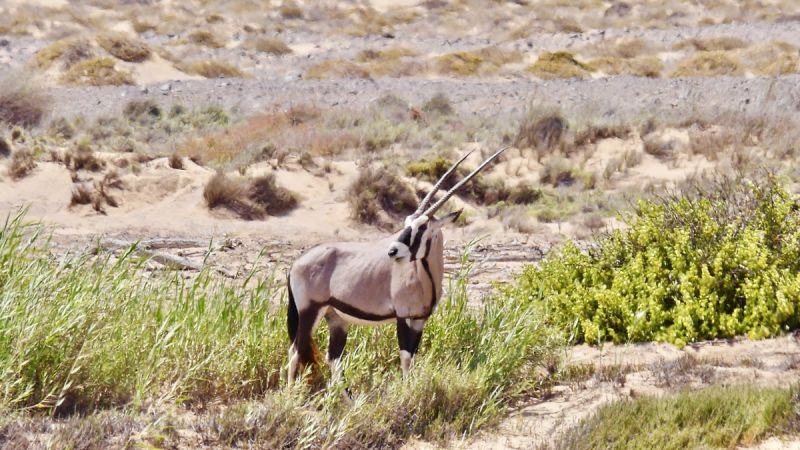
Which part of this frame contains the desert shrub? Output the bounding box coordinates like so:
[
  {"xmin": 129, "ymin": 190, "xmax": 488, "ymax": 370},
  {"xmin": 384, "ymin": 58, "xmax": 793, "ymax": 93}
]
[
  {"xmin": 435, "ymin": 51, "xmax": 483, "ymax": 76},
  {"xmin": 670, "ymin": 51, "xmax": 742, "ymax": 77},
  {"xmin": 123, "ymin": 99, "xmax": 161, "ymax": 124},
  {"xmin": 672, "ymin": 36, "xmax": 748, "ymax": 52},
  {"xmin": 168, "ymin": 153, "xmax": 184, "ymax": 169},
  {"xmin": 280, "ymin": 2, "xmax": 303, "ymax": 19},
  {"xmin": 573, "ymin": 124, "xmax": 630, "ymax": 147},
  {"xmin": 7, "ymin": 149, "xmax": 36, "ymax": 180},
  {"xmin": 33, "ymin": 37, "xmax": 94, "ymax": 69},
  {"xmin": 181, "ymin": 60, "xmax": 244, "ymax": 78},
  {"xmin": 356, "ymin": 46, "xmax": 415, "ymax": 63},
  {"xmin": 507, "ymin": 183, "xmax": 542, "ymax": 204},
  {"xmin": 0, "ymin": 73, "xmax": 50, "ymax": 128},
  {"xmin": 66, "ymin": 140, "xmax": 105, "ymax": 172},
  {"xmin": 422, "ymin": 93, "xmax": 453, "ymax": 116},
  {"xmin": 62, "ymin": 57, "xmax": 134, "ymax": 86},
  {"xmin": 204, "ymin": 172, "xmax": 265, "ymax": 220},
  {"xmin": 349, "ymin": 166, "xmax": 417, "ymax": 225},
  {"xmin": 527, "ymin": 52, "xmax": 594, "ymax": 80},
  {"xmin": 245, "ymin": 37, "xmax": 292, "ymax": 55},
  {"xmin": 516, "ymin": 113, "xmax": 568, "ymax": 154},
  {"xmin": 507, "ymin": 177, "xmax": 800, "ymax": 346},
  {"xmin": 590, "ymin": 55, "xmax": 663, "ymax": 77},
  {"xmin": 48, "ymin": 117, "xmax": 76, "ymax": 139},
  {"xmin": 248, "ymin": 173, "xmax": 298, "ymax": 215},
  {"xmin": 539, "ymin": 156, "xmax": 576, "ymax": 187},
  {"xmin": 554, "ymin": 385, "xmax": 800, "ymax": 450},
  {"xmin": 406, "ymin": 156, "xmax": 503, "ymax": 205},
  {"xmin": 97, "ymin": 34, "xmax": 151, "ymax": 62},
  {"xmin": 187, "ymin": 30, "xmax": 224, "ymax": 48},
  {"xmin": 740, "ymin": 41, "xmax": 799, "ymax": 76},
  {"xmin": 304, "ymin": 60, "xmax": 370, "ymax": 79}
]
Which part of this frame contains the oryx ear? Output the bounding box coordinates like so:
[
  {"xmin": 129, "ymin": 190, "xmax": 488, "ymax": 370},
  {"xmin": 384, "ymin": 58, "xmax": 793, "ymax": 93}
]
[{"xmin": 434, "ymin": 209, "xmax": 462, "ymax": 227}]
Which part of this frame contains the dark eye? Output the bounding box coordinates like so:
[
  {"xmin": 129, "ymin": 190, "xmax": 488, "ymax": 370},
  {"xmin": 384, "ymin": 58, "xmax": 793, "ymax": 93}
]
[{"xmin": 388, "ymin": 247, "xmax": 398, "ymax": 257}]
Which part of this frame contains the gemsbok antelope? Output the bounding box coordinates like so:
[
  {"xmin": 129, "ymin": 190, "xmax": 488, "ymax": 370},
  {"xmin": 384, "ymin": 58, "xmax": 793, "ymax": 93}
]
[{"xmin": 287, "ymin": 147, "xmax": 508, "ymax": 382}]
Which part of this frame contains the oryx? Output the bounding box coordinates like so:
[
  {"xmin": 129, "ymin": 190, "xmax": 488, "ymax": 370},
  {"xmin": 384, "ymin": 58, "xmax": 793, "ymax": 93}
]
[{"xmin": 287, "ymin": 147, "xmax": 507, "ymax": 381}]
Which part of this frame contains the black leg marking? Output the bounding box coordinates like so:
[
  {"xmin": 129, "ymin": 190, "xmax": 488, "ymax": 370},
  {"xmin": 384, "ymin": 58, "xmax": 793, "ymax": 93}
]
[
  {"xmin": 396, "ymin": 318, "xmax": 424, "ymax": 356},
  {"xmin": 325, "ymin": 312, "xmax": 348, "ymax": 362},
  {"xmin": 294, "ymin": 306, "xmax": 320, "ymax": 366}
]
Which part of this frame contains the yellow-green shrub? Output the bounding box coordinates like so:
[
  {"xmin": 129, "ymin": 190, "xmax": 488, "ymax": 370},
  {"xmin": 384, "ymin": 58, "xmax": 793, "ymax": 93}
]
[{"xmin": 507, "ymin": 178, "xmax": 800, "ymax": 346}]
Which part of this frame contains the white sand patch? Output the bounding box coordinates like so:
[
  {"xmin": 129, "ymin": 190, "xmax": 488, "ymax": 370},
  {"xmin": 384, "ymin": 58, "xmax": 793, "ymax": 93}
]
[{"xmin": 123, "ymin": 53, "xmax": 202, "ymax": 85}]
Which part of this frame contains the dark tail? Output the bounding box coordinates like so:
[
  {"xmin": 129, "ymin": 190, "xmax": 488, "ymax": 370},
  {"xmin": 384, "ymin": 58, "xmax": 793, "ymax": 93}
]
[{"xmin": 287, "ymin": 273, "xmax": 299, "ymax": 343}]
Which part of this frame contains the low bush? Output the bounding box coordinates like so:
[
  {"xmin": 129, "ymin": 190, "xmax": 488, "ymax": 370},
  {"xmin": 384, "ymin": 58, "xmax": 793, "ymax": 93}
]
[
  {"xmin": 507, "ymin": 177, "xmax": 800, "ymax": 346},
  {"xmin": 248, "ymin": 173, "xmax": 298, "ymax": 215},
  {"xmin": 62, "ymin": 57, "xmax": 134, "ymax": 86},
  {"xmin": 304, "ymin": 60, "xmax": 371, "ymax": 79},
  {"xmin": 204, "ymin": 171, "xmax": 298, "ymax": 220},
  {"xmin": 181, "ymin": 60, "xmax": 244, "ymax": 79},
  {"xmin": 187, "ymin": 30, "xmax": 224, "ymax": 48},
  {"xmin": 527, "ymin": 52, "xmax": 594, "ymax": 80},
  {"xmin": 349, "ymin": 166, "xmax": 417, "ymax": 225},
  {"xmin": 7, "ymin": 149, "xmax": 36, "ymax": 180},
  {"xmin": 435, "ymin": 51, "xmax": 483, "ymax": 76},
  {"xmin": 670, "ymin": 51, "xmax": 742, "ymax": 77},
  {"xmin": 97, "ymin": 34, "xmax": 151, "ymax": 62},
  {"xmin": 0, "ymin": 73, "xmax": 50, "ymax": 128},
  {"xmin": 245, "ymin": 37, "xmax": 292, "ymax": 55},
  {"xmin": 33, "ymin": 37, "xmax": 94, "ymax": 70}
]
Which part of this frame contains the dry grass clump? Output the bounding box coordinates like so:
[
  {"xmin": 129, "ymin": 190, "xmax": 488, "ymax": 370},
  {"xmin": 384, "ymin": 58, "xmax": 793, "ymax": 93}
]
[
  {"xmin": 248, "ymin": 173, "xmax": 298, "ymax": 215},
  {"xmin": 204, "ymin": 171, "xmax": 298, "ymax": 220},
  {"xmin": 123, "ymin": 99, "xmax": 161, "ymax": 124},
  {"xmin": 280, "ymin": 2, "xmax": 304, "ymax": 19},
  {"xmin": 7, "ymin": 149, "xmax": 36, "ymax": 180},
  {"xmin": 573, "ymin": 124, "xmax": 630, "ymax": 147},
  {"xmin": 62, "ymin": 57, "xmax": 134, "ymax": 86},
  {"xmin": 527, "ymin": 52, "xmax": 594, "ymax": 80},
  {"xmin": 305, "ymin": 60, "xmax": 371, "ymax": 80},
  {"xmin": 539, "ymin": 156, "xmax": 576, "ymax": 187},
  {"xmin": 357, "ymin": 46, "xmax": 416, "ymax": 63},
  {"xmin": 66, "ymin": 140, "xmax": 106, "ymax": 172},
  {"xmin": 435, "ymin": 51, "xmax": 483, "ymax": 76},
  {"xmin": 245, "ymin": 37, "xmax": 292, "ymax": 55},
  {"xmin": 204, "ymin": 172, "xmax": 264, "ymax": 220},
  {"xmin": 590, "ymin": 55, "xmax": 663, "ymax": 77},
  {"xmin": 477, "ymin": 46, "xmax": 523, "ymax": 67},
  {"xmin": 168, "ymin": 153, "xmax": 184, "ymax": 169},
  {"xmin": 33, "ymin": 38, "xmax": 94, "ymax": 70},
  {"xmin": 673, "ymin": 37, "xmax": 747, "ymax": 52},
  {"xmin": 349, "ymin": 167, "xmax": 416, "ymax": 226},
  {"xmin": 516, "ymin": 113, "xmax": 568, "ymax": 157},
  {"xmin": 187, "ymin": 30, "xmax": 224, "ymax": 49},
  {"xmin": 739, "ymin": 41, "xmax": 799, "ymax": 75},
  {"xmin": 97, "ymin": 34, "xmax": 151, "ymax": 62},
  {"xmin": 422, "ymin": 93, "xmax": 453, "ymax": 116},
  {"xmin": 642, "ymin": 134, "xmax": 678, "ymax": 159},
  {"xmin": 69, "ymin": 171, "xmax": 122, "ymax": 214},
  {"xmin": 670, "ymin": 51, "xmax": 742, "ymax": 77},
  {"xmin": 181, "ymin": 60, "xmax": 244, "ymax": 78},
  {"xmin": 0, "ymin": 74, "xmax": 50, "ymax": 128}
]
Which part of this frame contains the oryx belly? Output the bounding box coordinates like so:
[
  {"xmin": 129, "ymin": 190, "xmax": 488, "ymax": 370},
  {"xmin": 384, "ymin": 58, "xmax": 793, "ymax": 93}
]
[{"xmin": 330, "ymin": 307, "xmax": 394, "ymax": 326}]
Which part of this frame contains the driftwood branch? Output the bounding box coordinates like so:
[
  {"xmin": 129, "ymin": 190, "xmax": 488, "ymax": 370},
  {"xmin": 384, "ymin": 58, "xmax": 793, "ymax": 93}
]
[{"xmin": 99, "ymin": 238, "xmax": 237, "ymax": 278}]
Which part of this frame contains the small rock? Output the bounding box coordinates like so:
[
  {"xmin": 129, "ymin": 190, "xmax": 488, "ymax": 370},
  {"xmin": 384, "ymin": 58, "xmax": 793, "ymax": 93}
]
[
  {"xmin": 140, "ymin": 86, "xmax": 149, "ymax": 94},
  {"xmin": 0, "ymin": 39, "xmax": 9, "ymax": 47},
  {"xmin": 160, "ymin": 83, "xmax": 171, "ymax": 92}
]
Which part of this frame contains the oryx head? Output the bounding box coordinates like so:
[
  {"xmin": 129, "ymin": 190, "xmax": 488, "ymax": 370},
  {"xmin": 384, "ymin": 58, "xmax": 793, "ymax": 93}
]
[{"xmin": 387, "ymin": 146, "xmax": 509, "ymax": 262}]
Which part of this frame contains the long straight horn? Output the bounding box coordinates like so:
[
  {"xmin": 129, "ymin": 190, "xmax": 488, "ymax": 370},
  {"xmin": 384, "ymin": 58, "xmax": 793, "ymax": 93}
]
[
  {"xmin": 413, "ymin": 150, "xmax": 474, "ymax": 217},
  {"xmin": 422, "ymin": 146, "xmax": 509, "ymax": 217}
]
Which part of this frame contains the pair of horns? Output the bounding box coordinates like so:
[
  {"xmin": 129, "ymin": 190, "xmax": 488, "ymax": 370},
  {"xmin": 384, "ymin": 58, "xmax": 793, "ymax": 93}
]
[{"xmin": 413, "ymin": 146, "xmax": 509, "ymax": 218}]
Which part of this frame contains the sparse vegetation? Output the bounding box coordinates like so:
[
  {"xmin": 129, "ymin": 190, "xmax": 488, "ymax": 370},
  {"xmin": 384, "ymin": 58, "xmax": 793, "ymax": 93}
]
[
  {"xmin": 305, "ymin": 60, "xmax": 370, "ymax": 80},
  {"xmin": 349, "ymin": 166, "xmax": 417, "ymax": 226},
  {"xmin": 204, "ymin": 171, "xmax": 298, "ymax": 220},
  {"xmin": 248, "ymin": 173, "xmax": 298, "ymax": 215},
  {"xmin": 187, "ymin": 30, "xmax": 224, "ymax": 48},
  {"xmin": 0, "ymin": 73, "xmax": 50, "ymax": 128},
  {"xmin": 7, "ymin": 149, "xmax": 36, "ymax": 180},
  {"xmin": 33, "ymin": 37, "xmax": 94, "ymax": 70},
  {"xmin": 62, "ymin": 57, "xmax": 134, "ymax": 86},
  {"xmin": 670, "ymin": 51, "xmax": 742, "ymax": 77},
  {"xmin": 528, "ymin": 52, "xmax": 594, "ymax": 80},
  {"xmin": 553, "ymin": 385, "xmax": 800, "ymax": 449},
  {"xmin": 97, "ymin": 33, "xmax": 151, "ymax": 62},
  {"xmin": 246, "ymin": 37, "xmax": 293, "ymax": 55},
  {"xmin": 435, "ymin": 51, "xmax": 483, "ymax": 76},
  {"xmin": 181, "ymin": 60, "xmax": 244, "ymax": 78}
]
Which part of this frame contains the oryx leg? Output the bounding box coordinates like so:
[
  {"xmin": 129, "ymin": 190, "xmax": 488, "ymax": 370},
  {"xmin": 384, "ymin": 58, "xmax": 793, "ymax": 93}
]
[
  {"xmin": 324, "ymin": 309, "xmax": 348, "ymax": 379},
  {"xmin": 396, "ymin": 318, "xmax": 426, "ymax": 377},
  {"xmin": 288, "ymin": 305, "xmax": 323, "ymax": 383}
]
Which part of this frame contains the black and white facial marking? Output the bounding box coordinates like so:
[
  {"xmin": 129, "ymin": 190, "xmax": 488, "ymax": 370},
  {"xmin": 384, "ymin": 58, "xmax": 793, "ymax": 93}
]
[{"xmin": 387, "ymin": 215, "xmax": 431, "ymax": 261}]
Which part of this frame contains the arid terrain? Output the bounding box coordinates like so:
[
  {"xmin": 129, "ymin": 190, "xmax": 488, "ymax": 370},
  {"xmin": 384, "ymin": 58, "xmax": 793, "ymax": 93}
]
[{"xmin": 2, "ymin": 0, "xmax": 800, "ymax": 448}]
